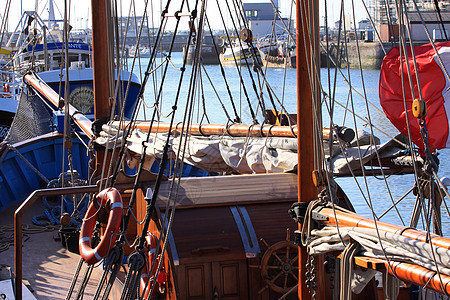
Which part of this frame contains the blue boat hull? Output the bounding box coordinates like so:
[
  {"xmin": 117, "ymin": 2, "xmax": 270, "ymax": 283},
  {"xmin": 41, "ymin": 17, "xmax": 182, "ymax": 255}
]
[
  {"xmin": 0, "ymin": 133, "xmax": 90, "ymax": 212},
  {"xmin": 37, "ymin": 68, "xmax": 141, "ymax": 120}
]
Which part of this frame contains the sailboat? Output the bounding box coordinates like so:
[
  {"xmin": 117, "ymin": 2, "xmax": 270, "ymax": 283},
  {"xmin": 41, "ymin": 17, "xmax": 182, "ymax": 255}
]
[{"xmin": 5, "ymin": 0, "xmax": 450, "ymax": 299}]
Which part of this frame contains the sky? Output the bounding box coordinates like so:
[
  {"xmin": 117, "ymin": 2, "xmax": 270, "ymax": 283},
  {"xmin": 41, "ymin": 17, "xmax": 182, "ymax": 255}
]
[{"xmin": 1, "ymin": 0, "xmax": 368, "ymax": 32}]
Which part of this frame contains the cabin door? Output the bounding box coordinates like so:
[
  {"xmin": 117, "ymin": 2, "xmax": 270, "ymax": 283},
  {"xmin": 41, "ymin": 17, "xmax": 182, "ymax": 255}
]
[{"xmin": 177, "ymin": 260, "xmax": 248, "ymax": 299}]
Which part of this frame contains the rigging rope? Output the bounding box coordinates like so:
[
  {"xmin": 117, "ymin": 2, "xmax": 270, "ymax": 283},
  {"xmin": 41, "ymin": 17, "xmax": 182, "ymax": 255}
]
[
  {"xmin": 215, "ymin": 0, "xmax": 259, "ymax": 123},
  {"xmin": 204, "ymin": 14, "xmax": 240, "ymax": 123},
  {"xmin": 0, "ymin": 224, "xmax": 58, "ymax": 253},
  {"xmin": 112, "ymin": 1, "xmax": 202, "ymax": 298},
  {"xmin": 350, "ymin": 0, "xmax": 404, "ymax": 225},
  {"xmin": 108, "ymin": 0, "xmax": 174, "ymax": 188}
]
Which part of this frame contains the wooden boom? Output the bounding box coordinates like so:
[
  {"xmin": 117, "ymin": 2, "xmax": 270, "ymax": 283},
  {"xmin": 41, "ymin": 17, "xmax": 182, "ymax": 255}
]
[
  {"xmin": 111, "ymin": 120, "xmax": 334, "ymax": 140},
  {"xmin": 24, "ymin": 73, "xmax": 93, "ymax": 138},
  {"xmin": 317, "ymin": 206, "xmax": 450, "ymax": 294}
]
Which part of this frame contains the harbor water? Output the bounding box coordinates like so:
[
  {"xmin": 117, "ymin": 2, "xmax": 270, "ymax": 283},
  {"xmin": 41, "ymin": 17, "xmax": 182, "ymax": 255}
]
[{"xmin": 133, "ymin": 52, "xmax": 450, "ymax": 235}]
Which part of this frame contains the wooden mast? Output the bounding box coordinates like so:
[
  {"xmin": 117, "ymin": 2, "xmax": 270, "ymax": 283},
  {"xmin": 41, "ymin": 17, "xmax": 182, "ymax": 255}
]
[
  {"xmin": 91, "ymin": 0, "xmax": 112, "ymax": 180},
  {"xmin": 297, "ymin": 0, "xmax": 320, "ymax": 298},
  {"xmin": 91, "ymin": 0, "xmax": 112, "ymax": 120}
]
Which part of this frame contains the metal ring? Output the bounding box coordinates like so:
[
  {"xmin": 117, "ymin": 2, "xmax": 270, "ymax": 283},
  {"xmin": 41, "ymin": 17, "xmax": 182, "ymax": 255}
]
[
  {"xmin": 198, "ymin": 123, "xmax": 207, "ymax": 136},
  {"xmin": 225, "ymin": 121, "xmax": 235, "ymax": 137}
]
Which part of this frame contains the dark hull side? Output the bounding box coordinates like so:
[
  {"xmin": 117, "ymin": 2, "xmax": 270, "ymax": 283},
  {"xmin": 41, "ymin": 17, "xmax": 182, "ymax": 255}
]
[
  {"xmin": 183, "ymin": 45, "xmax": 224, "ymax": 65},
  {"xmin": 0, "ymin": 110, "xmax": 15, "ymax": 141},
  {"xmin": 0, "ymin": 133, "xmax": 90, "ymax": 212}
]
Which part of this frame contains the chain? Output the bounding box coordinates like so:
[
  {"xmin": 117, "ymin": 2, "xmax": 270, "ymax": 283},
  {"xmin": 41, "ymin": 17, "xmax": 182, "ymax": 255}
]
[
  {"xmin": 325, "ymin": 255, "xmax": 336, "ymax": 291},
  {"xmin": 305, "ymin": 255, "xmax": 318, "ymax": 299}
]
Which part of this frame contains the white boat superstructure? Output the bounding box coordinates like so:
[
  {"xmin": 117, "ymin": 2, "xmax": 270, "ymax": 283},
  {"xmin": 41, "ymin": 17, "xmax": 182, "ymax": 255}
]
[{"xmin": 220, "ymin": 38, "xmax": 260, "ymax": 65}]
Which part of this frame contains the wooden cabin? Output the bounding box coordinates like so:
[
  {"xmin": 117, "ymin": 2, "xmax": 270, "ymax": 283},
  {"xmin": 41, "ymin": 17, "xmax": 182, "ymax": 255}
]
[{"xmin": 131, "ymin": 173, "xmax": 300, "ymax": 299}]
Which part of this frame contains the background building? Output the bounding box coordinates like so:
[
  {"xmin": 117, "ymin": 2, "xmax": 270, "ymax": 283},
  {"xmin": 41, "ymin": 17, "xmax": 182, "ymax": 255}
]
[
  {"xmin": 243, "ymin": 0, "xmax": 294, "ymax": 39},
  {"xmin": 373, "ymin": 0, "xmax": 450, "ymax": 41}
]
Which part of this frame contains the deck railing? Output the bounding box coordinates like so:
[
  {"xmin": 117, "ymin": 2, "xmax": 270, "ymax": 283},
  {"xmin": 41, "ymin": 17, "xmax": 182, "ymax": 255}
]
[{"xmin": 14, "ymin": 185, "xmax": 98, "ymax": 300}]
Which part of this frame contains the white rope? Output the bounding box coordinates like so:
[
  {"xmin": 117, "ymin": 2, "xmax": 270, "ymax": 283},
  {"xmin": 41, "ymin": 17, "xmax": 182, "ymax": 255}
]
[{"xmin": 382, "ymin": 272, "xmax": 400, "ymax": 300}]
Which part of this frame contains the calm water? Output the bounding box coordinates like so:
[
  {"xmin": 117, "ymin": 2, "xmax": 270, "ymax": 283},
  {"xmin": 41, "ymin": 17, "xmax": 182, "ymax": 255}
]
[{"xmin": 132, "ymin": 52, "xmax": 450, "ymax": 235}]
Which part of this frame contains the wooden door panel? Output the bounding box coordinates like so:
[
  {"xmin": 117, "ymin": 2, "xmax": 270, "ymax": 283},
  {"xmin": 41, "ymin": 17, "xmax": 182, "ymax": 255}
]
[
  {"xmin": 176, "ymin": 263, "xmax": 212, "ymax": 299},
  {"xmin": 212, "ymin": 261, "xmax": 248, "ymax": 299}
]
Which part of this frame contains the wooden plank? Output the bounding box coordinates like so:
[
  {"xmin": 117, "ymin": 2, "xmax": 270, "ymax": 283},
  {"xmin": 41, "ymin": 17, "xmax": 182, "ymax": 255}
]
[
  {"xmin": 155, "ymin": 173, "xmax": 298, "ymax": 209},
  {"xmin": 353, "ymin": 256, "xmax": 386, "ymax": 271},
  {"xmin": 337, "ymin": 253, "xmax": 386, "ymax": 271}
]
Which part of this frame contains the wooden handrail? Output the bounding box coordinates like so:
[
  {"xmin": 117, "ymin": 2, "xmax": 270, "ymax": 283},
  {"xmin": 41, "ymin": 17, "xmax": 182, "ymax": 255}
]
[{"xmin": 14, "ymin": 185, "xmax": 98, "ymax": 299}]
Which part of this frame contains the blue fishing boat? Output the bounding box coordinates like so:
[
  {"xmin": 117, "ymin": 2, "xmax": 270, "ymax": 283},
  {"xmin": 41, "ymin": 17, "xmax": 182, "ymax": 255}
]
[
  {"xmin": 0, "ymin": 10, "xmax": 142, "ymax": 213},
  {"xmin": 38, "ymin": 67, "xmax": 140, "ymax": 119}
]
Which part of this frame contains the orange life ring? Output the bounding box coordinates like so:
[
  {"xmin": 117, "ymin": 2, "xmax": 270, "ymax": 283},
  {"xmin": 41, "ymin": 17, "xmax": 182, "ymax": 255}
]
[
  {"xmin": 3, "ymin": 83, "xmax": 9, "ymax": 94},
  {"xmin": 79, "ymin": 187, "xmax": 123, "ymax": 265},
  {"xmin": 140, "ymin": 232, "xmax": 158, "ymax": 298}
]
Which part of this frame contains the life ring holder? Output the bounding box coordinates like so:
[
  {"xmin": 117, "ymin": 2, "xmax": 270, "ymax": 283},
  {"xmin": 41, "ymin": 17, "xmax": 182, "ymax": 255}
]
[{"xmin": 79, "ymin": 187, "xmax": 123, "ymax": 265}]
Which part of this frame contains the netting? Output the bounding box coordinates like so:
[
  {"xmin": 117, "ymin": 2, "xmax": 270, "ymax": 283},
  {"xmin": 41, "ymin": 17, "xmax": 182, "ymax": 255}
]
[{"xmin": 6, "ymin": 89, "xmax": 52, "ymax": 145}]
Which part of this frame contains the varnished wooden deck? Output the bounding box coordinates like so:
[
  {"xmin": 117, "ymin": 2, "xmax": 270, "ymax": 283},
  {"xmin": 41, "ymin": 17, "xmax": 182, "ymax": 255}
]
[{"xmin": 0, "ymin": 201, "xmax": 104, "ymax": 299}]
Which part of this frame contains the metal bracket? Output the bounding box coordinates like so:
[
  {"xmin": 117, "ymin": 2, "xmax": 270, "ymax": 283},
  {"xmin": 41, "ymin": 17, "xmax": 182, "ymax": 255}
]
[
  {"xmin": 311, "ymin": 210, "xmax": 328, "ymax": 221},
  {"xmin": 288, "ymin": 202, "xmax": 308, "ymax": 223}
]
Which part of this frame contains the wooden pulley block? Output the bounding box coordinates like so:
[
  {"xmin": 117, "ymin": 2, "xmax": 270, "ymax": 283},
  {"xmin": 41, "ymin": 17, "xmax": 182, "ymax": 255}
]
[
  {"xmin": 412, "ymin": 98, "xmax": 427, "ymax": 119},
  {"xmin": 239, "ymin": 28, "xmax": 253, "ymax": 43},
  {"xmin": 60, "ymin": 213, "xmax": 71, "ymax": 226},
  {"xmin": 312, "ymin": 169, "xmax": 327, "ymax": 187}
]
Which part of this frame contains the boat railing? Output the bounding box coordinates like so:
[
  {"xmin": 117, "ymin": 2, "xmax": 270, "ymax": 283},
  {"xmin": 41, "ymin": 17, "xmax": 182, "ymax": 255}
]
[
  {"xmin": 14, "ymin": 185, "xmax": 99, "ymax": 300},
  {"xmin": 0, "ymin": 69, "xmax": 21, "ymax": 100}
]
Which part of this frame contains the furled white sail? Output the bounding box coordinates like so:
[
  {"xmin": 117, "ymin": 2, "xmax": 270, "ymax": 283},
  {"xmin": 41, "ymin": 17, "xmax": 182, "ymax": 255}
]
[{"xmin": 97, "ymin": 124, "xmax": 411, "ymax": 176}]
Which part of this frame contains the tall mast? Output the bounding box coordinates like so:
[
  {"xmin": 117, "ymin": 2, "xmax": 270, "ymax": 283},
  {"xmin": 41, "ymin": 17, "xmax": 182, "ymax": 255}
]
[
  {"xmin": 48, "ymin": 0, "xmax": 55, "ymax": 28},
  {"xmin": 297, "ymin": 0, "xmax": 320, "ymax": 298},
  {"xmin": 90, "ymin": 0, "xmax": 112, "ymax": 184},
  {"xmin": 91, "ymin": 0, "xmax": 112, "ymax": 120}
]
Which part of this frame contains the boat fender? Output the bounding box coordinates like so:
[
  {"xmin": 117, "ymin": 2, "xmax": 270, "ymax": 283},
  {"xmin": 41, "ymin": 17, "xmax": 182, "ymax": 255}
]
[
  {"xmin": 91, "ymin": 117, "xmax": 110, "ymax": 137},
  {"xmin": 334, "ymin": 125, "xmax": 355, "ymax": 143},
  {"xmin": 3, "ymin": 83, "xmax": 10, "ymax": 94},
  {"xmin": 79, "ymin": 187, "xmax": 123, "ymax": 265}
]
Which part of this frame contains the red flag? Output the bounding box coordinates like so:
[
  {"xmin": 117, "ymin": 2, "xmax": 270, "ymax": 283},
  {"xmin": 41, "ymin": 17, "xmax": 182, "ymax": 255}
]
[{"xmin": 379, "ymin": 42, "xmax": 450, "ymax": 153}]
